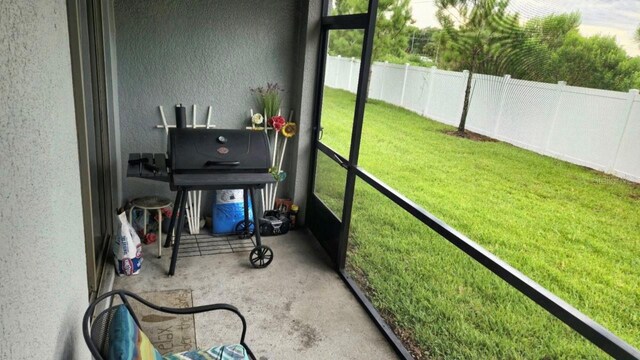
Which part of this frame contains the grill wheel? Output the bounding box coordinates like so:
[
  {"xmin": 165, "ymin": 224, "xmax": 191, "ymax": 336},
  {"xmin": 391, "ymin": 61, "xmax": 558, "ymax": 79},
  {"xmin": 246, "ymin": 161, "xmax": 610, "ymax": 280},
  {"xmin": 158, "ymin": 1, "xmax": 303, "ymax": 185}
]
[
  {"xmin": 235, "ymin": 220, "xmax": 255, "ymax": 239},
  {"xmin": 249, "ymin": 246, "xmax": 273, "ymax": 268}
]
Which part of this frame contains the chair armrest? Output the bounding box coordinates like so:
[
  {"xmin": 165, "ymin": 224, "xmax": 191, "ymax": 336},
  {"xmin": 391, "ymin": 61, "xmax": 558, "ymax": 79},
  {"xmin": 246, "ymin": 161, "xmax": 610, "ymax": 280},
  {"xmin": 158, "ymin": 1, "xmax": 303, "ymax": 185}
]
[
  {"xmin": 84, "ymin": 289, "xmax": 250, "ymax": 357},
  {"xmin": 124, "ymin": 292, "xmax": 249, "ymax": 344},
  {"xmin": 162, "ymin": 304, "xmax": 248, "ymax": 345}
]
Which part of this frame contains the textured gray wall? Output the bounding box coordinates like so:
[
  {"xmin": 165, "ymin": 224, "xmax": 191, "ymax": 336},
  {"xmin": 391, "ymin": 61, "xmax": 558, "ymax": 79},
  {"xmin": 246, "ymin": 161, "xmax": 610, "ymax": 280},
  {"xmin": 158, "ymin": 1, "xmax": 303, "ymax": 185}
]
[
  {"xmin": 114, "ymin": 0, "xmax": 301, "ymax": 210},
  {"xmin": 0, "ymin": 0, "xmax": 90, "ymax": 358}
]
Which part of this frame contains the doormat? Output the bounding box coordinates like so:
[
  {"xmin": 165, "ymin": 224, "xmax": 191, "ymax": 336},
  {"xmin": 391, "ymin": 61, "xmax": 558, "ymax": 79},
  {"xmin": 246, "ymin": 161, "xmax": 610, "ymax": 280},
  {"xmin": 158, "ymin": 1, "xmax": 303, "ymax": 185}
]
[
  {"xmin": 177, "ymin": 233, "xmax": 255, "ymax": 258},
  {"xmin": 128, "ymin": 289, "xmax": 197, "ymax": 355}
]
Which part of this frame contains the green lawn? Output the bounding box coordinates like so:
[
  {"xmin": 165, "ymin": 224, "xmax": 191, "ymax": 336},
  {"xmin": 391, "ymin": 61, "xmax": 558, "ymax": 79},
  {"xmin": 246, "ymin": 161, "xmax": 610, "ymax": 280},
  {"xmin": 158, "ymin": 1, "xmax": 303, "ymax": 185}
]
[{"xmin": 315, "ymin": 87, "xmax": 640, "ymax": 359}]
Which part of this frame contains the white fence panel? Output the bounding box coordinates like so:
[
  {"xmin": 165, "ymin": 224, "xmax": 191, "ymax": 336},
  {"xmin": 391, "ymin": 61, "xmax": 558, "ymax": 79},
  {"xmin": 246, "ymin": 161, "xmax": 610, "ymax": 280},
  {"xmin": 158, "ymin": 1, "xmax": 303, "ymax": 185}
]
[
  {"xmin": 403, "ymin": 67, "xmax": 430, "ymax": 114},
  {"xmin": 325, "ymin": 56, "xmax": 339, "ymax": 88},
  {"xmin": 426, "ymin": 70, "xmax": 467, "ymax": 126},
  {"xmin": 368, "ymin": 62, "xmax": 385, "ymax": 100},
  {"xmin": 334, "ymin": 57, "xmax": 353, "ymax": 91},
  {"xmin": 546, "ymin": 87, "xmax": 629, "ymax": 170},
  {"xmin": 348, "ymin": 59, "xmax": 361, "ymax": 93},
  {"xmin": 612, "ymin": 97, "xmax": 640, "ymax": 182},
  {"xmin": 379, "ymin": 63, "xmax": 406, "ymax": 106},
  {"xmin": 323, "ymin": 55, "xmax": 639, "ymax": 183},
  {"xmin": 497, "ymin": 80, "xmax": 560, "ymax": 152},
  {"xmin": 465, "ymin": 74, "xmax": 504, "ymax": 136}
]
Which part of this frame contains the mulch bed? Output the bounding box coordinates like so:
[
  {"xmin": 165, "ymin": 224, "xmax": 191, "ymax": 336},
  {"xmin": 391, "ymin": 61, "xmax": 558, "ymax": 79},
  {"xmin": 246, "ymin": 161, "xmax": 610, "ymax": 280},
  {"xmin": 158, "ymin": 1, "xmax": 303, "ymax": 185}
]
[{"xmin": 444, "ymin": 129, "xmax": 497, "ymax": 142}]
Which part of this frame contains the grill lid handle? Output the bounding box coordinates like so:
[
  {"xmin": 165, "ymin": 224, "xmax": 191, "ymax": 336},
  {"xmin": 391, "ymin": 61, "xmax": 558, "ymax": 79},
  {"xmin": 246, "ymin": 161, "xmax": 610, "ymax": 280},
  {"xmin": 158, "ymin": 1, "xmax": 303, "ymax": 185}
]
[{"xmin": 204, "ymin": 160, "xmax": 240, "ymax": 166}]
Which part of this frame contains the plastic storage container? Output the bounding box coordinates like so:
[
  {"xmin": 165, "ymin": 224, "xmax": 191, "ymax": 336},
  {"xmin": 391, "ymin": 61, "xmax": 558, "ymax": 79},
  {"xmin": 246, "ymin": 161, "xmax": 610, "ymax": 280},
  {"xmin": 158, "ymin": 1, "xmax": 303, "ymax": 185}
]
[{"xmin": 212, "ymin": 189, "xmax": 253, "ymax": 235}]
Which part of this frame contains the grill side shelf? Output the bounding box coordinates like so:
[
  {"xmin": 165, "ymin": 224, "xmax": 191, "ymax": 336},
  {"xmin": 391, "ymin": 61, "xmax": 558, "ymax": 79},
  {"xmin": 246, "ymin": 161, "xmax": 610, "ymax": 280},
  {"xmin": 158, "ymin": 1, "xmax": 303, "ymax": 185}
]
[
  {"xmin": 127, "ymin": 153, "xmax": 169, "ymax": 182},
  {"xmin": 127, "ymin": 153, "xmax": 141, "ymax": 178},
  {"xmin": 153, "ymin": 153, "xmax": 167, "ymax": 174}
]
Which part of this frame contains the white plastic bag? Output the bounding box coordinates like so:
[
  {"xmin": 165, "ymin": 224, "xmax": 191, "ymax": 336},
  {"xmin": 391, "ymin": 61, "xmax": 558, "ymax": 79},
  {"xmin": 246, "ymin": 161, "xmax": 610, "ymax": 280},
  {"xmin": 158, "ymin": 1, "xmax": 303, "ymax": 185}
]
[{"xmin": 114, "ymin": 211, "xmax": 143, "ymax": 276}]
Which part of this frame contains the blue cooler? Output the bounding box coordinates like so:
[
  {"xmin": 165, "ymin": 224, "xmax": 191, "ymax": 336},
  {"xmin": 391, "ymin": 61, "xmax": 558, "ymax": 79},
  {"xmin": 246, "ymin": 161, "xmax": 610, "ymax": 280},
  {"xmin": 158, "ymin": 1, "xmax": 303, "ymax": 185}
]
[{"xmin": 212, "ymin": 189, "xmax": 253, "ymax": 235}]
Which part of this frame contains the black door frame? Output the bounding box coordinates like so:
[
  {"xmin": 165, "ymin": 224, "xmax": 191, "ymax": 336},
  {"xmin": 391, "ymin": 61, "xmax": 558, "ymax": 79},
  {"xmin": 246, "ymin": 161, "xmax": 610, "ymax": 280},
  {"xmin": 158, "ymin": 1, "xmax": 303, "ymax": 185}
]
[
  {"xmin": 306, "ymin": 0, "xmax": 415, "ymax": 358},
  {"xmin": 67, "ymin": 0, "xmax": 118, "ymax": 297},
  {"xmin": 306, "ymin": 1, "xmax": 640, "ymax": 359}
]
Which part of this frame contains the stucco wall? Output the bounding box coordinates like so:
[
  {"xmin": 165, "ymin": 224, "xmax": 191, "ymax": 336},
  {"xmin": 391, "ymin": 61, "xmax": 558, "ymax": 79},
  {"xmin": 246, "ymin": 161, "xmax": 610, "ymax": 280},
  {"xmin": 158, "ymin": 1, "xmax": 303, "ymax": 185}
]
[
  {"xmin": 114, "ymin": 0, "xmax": 302, "ymax": 211},
  {"xmin": 0, "ymin": 0, "xmax": 90, "ymax": 358}
]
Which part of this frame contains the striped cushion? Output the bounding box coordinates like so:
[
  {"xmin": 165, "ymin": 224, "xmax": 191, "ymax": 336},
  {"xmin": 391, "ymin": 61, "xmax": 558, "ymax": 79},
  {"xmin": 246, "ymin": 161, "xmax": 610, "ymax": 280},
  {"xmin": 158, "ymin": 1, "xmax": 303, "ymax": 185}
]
[
  {"xmin": 108, "ymin": 305, "xmax": 163, "ymax": 360},
  {"xmin": 162, "ymin": 344, "xmax": 250, "ymax": 360}
]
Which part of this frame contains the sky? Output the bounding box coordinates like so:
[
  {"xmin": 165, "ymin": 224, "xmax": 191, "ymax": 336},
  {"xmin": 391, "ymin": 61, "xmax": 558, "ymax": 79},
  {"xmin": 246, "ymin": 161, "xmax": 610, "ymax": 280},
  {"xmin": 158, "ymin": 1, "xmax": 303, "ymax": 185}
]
[{"xmin": 410, "ymin": 0, "xmax": 640, "ymax": 56}]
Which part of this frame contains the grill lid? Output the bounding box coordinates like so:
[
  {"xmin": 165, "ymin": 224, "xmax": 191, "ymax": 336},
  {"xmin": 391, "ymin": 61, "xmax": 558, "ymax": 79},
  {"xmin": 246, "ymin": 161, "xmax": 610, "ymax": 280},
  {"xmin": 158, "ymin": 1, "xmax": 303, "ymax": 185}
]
[{"xmin": 169, "ymin": 129, "xmax": 271, "ymax": 173}]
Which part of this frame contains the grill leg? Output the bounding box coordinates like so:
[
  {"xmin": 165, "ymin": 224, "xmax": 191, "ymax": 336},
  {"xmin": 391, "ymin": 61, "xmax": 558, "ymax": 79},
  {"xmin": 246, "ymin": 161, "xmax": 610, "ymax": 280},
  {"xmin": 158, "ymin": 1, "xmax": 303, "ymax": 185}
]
[
  {"xmin": 249, "ymin": 186, "xmax": 262, "ymax": 247},
  {"xmin": 168, "ymin": 189, "xmax": 188, "ymax": 276},
  {"xmin": 164, "ymin": 189, "xmax": 184, "ymax": 248},
  {"xmin": 157, "ymin": 209, "xmax": 162, "ymax": 259},
  {"xmin": 248, "ymin": 186, "xmax": 273, "ymax": 268},
  {"xmin": 243, "ymin": 188, "xmax": 250, "ymax": 236}
]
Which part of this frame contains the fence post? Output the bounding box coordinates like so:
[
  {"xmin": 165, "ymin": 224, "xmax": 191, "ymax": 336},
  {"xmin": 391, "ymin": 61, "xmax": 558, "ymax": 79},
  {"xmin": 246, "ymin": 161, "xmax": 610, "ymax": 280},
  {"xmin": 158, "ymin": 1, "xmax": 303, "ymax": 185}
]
[
  {"xmin": 544, "ymin": 81, "xmax": 566, "ymax": 155},
  {"xmin": 492, "ymin": 74, "xmax": 511, "ymax": 137},
  {"xmin": 400, "ymin": 63, "xmax": 410, "ymax": 106},
  {"xmin": 334, "ymin": 55, "xmax": 341, "ymax": 88},
  {"xmin": 347, "ymin": 57, "xmax": 355, "ymax": 92},
  {"xmin": 422, "ymin": 66, "xmax": 436, "ymax": 117},
  {"xmin": 379, "ymin": 61, "xmax": 389, "ymax": 99},
  {"xmin": 609, "ymin": 88, "xmax": 639, "ymax": 173}
]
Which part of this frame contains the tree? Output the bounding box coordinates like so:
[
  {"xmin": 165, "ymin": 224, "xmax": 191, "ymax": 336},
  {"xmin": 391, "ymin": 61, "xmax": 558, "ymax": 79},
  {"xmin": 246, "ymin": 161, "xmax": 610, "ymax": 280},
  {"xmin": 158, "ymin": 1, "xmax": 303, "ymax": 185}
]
[
  {"xmin": 552, "ymin": 33, "xmax": 631, "ymax": 91},
  {"xmin": 520, "ymin": 13, "xmax": 581, "ymax": 82},
  {"xmin": 436, "ymin": 0, "xmax": 523, "ymax": 134},
  {"xmin": 617, "ymin": 57, "xmax": 640, "ymax": 90},
  {"xmin": 329, "ymin": 0, "xmax": 414, "ymax": 98},
  {"xmin": 635, "ymin": 25, "xmax": 640, "ymax": 48},
  {"xmin": 524, "ymin": 12, "xmax": 581, "ymax": 51},
  {"xmin": 329, "ymin": 0, "xmax": 414, "ymax": 62},
  {"xmin": 520, "ymin": 13, "xmax": 638, "ymax": 91},
  {"xmin": 406, "ymin": 26, "xmax": 440, "ymax": 57}
]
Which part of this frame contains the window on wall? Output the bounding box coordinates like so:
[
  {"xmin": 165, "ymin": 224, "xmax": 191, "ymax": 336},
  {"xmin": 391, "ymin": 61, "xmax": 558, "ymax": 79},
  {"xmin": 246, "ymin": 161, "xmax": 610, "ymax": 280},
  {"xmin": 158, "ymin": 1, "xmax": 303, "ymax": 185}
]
[{"xmin": 319, "ymin": 0, "xmax": 640, "ymax": 358}]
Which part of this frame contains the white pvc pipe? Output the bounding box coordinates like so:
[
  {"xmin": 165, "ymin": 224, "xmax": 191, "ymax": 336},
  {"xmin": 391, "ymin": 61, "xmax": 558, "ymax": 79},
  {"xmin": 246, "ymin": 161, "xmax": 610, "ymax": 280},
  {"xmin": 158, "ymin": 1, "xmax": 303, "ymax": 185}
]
[
  {"xmin": 268, "ymin": 131, "xmax": 279, "ymax": 210},
  {"xmin": 159, "ymin": 106, "xmax": 169, "ymax": 135},
  {"xmin": 271, "ymin": 131, "xmax": 278, "ymax": 169},
  {"xmin": 197, "ymin": 190, "xmax": 201, "ymax": 232},
  {"xmin": 159, "ymin": 106, "xmax": 170, "ymax": 152},
  {"xmin": 155, "ymin": 124, "xmax": 210, "ymax": 129},
  {"xmin": 272, "ymin": 138, "xmax": 288, "ymax": 208},
  {"xmin": 185, "ymin": 205, "xmax": 193, "ymax": 235},
  {"xmin": 187, "ymin": 191, "xmax": 191, "ymax": 234},
  {"xmin": 277, "ymin": 138, "xmax": 288, "ymax": 171},
  {"xmin": 187, "ymin": 191, "xmax": 196, "ymax": 234},
  {"xmin": 270, "ymin": 110, "xmax": 294, "ymax": 208},
  {"xmin": 206, "ymin": 106, "xmax": 213, "ymax": 128}
]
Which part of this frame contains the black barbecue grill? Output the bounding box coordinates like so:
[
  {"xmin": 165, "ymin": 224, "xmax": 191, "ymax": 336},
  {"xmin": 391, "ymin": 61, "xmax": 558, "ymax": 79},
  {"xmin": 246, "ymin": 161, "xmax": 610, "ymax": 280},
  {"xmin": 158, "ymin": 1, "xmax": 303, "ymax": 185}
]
[{"xmin": 127, "ymin": 114, "xmax": 275, "ymax": 276}]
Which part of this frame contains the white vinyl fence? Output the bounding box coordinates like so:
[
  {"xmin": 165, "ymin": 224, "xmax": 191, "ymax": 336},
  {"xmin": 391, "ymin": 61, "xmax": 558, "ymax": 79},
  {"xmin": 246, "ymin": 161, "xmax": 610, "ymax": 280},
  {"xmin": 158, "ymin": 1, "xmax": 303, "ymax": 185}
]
[{"xmin": 326, "ymin": 55, "xmax": 640, "ymax": 183}]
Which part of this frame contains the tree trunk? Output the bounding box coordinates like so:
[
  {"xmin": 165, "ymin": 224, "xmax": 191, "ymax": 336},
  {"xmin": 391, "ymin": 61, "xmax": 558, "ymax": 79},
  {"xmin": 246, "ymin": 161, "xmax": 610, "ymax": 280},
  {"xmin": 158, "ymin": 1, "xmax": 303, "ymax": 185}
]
[{"xmin": 458, "ymin": 71, "xmax": 473, "ymax": 133}]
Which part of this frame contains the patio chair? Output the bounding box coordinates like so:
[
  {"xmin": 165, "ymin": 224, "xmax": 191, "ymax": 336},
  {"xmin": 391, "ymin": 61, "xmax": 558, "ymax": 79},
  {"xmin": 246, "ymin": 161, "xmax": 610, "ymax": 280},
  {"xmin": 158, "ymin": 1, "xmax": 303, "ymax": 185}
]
[{"xmin": 83, "ymin": 289, "xmax": 256, "ymax": 360}]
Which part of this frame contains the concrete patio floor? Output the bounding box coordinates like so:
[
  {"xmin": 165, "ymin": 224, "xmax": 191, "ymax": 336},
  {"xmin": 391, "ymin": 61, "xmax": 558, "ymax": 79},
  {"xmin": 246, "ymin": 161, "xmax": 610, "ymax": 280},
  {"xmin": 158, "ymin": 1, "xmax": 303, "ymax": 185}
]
[{"xmin": 113, "ymin": 229, "xmax": 397, "ymax": 359}]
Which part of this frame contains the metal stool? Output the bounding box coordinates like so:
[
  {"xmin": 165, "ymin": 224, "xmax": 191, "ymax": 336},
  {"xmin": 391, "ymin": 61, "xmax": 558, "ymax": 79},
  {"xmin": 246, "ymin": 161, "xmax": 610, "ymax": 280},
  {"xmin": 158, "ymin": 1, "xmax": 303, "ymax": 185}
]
[{"xmin": 129, "ymin": 196, "xmax": 172, "ymax": 258}]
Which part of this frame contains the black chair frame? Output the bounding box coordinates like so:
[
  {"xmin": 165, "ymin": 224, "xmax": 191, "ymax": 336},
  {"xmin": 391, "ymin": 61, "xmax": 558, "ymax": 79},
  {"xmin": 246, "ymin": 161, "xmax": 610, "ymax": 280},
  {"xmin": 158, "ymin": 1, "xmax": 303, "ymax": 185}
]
[{"xmin": 83, "ymin": 289, "xmax": 256, "ymax": 360}]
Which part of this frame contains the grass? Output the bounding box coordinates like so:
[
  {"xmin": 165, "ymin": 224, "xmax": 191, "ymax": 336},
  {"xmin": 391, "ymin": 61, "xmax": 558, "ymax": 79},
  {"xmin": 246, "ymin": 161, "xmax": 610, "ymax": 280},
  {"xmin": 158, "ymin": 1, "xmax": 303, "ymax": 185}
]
[{"xmin": 314, "ymin": 87, "xmax": 640, "ymax": 359}]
